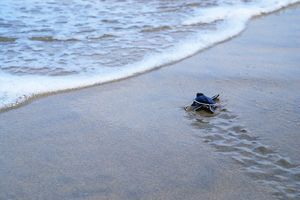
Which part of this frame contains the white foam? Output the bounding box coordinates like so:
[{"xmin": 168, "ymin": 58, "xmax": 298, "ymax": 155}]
[
  {"xmin": 1, "ymin": 0, "xmax": 300, "ymax": 110},
  {"xmin": 182, "ymin": 6, "xmax": 250, "ymax": 25},
  {"xmin": 183, "ymin": 0, "xmax": 300, "ymax": 26}
]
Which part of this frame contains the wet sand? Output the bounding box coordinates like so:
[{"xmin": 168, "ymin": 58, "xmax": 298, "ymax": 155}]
[{"xmin": 1, "ymin": 5, "xmax": 300, "ymax": 200}]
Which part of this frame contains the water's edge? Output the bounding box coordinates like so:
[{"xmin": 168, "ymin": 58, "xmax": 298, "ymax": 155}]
[{"xmin": 1, "ymin": 2, "xmax": 299, "ymax": 113}]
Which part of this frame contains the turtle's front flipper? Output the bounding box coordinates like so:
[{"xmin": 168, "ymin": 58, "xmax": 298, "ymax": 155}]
[
  {"xmin": 211, "ymin": 94, "xmax": 219, "ymax": 101},
  {"xmin": 208, "ymin": 105, "xmax": 217, "ymax": 113},
  {"xmin": 194, "ymin": 105, "xmax": 203, "ymax": 111}
]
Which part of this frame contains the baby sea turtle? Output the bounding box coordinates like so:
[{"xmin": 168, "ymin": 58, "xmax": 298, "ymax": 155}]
[{"xmin": 185, "ymin": 93, "xmax": 219, "ymax": 113}]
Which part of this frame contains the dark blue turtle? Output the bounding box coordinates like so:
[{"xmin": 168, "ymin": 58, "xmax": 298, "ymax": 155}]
[{"xmin": 188, "ymin": 93, "xmax": 219, "ymax": 113}]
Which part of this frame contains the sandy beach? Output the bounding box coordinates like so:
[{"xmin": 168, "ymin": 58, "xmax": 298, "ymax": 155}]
[{"xmin": 1, "ymin": 5, "xmax": 300, "ymax": 200}]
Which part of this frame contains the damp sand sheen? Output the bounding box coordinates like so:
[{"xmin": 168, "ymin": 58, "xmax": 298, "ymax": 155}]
[
  {"xmin": 1, "ymin": 0, "xmax": 300, "ymax": 110},
  {"xmin": 186, "ymin": 109, "xmax": 300, "ymax": 199},
  {"xmin": 1, "ymin": 1, "xmax": 300, "ymax": 200}
]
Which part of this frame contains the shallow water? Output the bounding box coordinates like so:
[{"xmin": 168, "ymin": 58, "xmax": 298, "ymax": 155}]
[{"xmin": 1, "ymin": 0, "xmax": 300, "ymax": 110}]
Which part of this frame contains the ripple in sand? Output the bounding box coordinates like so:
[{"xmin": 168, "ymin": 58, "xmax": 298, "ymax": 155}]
[
  {"xmin": 0, "ymin": 36, "xmax": 17, "ymax": 42},
  {"xmin": 185, "ymin": 108, "xmax": 300, "ymax": 200},
  {"xmin": 0, "ymin": 66, "xmax": 79, "ymax": 76},
  {"xmin": 29, "ymin": 36, "xmax": 79, "ymax": 42},
  {"xmin": 141, "ymin": 25, "xmax": 173, "ymax": 33}
]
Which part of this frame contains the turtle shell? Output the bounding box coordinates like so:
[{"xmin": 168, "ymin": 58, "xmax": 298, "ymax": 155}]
[{"xmin": 191, "ymin": 93, "xmax": 216, "ymax": 106}]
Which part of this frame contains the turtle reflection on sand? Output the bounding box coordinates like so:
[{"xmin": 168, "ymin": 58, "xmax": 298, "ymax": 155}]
[{"xmin": 185, "ymin": 93, "xmax": 219, "ymax": 113}]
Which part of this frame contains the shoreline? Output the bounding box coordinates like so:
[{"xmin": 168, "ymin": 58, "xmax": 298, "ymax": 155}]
[
  {"xmin": 1, "ymin": 2, "xmax": 300, "ymax": 114},
  {"xmin": 0, "ymin": 4, "xmax": 299, "ymax": 200}
]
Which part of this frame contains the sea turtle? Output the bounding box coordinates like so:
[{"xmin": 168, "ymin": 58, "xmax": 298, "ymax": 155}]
[{"xmin": 186, "ymin": 93, "xmax": 219, "ymax": 113}]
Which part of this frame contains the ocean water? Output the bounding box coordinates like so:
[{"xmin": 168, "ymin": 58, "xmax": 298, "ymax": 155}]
[{"xmin": 0, "ymin": 0, "xmax": 299, "ymax": 110}]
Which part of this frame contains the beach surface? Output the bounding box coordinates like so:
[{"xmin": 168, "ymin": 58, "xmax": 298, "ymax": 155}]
[{"xmin": 0, "ymin": 5, "xmax": 300, "ymax": 200}]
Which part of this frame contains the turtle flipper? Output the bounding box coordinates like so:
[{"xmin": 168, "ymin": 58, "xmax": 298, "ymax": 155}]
[
  {"xmin": 208, "ymin": 105, "xmax": 217, "ymax": 113},
  {"xmin": 211, "ymin": 94, "xmax": 219, "ymax": 101},
  {"xmin": 194, "ymin": 105, "xmax": 203, "ymax": 111}
]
